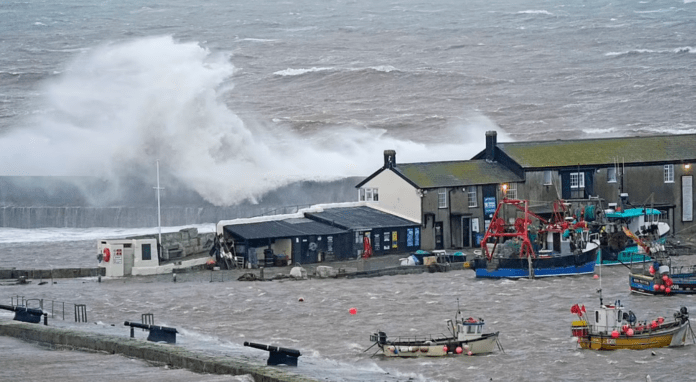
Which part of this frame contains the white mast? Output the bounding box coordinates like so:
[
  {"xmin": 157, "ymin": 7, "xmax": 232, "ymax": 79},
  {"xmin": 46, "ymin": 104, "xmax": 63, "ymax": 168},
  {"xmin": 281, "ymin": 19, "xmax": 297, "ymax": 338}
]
[{"xmin": 154, "ymin": 160, "xmax": 165, "ymax": 249}]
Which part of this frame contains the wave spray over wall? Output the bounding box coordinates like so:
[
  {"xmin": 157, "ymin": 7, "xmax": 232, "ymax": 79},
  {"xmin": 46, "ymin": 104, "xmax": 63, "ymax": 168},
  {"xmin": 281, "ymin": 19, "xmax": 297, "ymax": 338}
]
[{"xmin": 0, "ymin": 36, "xmax": 505, "ymax": 208}]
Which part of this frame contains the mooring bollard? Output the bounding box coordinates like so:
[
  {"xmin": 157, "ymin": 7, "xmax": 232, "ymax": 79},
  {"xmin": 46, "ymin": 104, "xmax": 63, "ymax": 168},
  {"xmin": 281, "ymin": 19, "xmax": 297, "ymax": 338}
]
[{"xmin": 244, "ymin": 341, "xmax": 302, "ymax": 366}]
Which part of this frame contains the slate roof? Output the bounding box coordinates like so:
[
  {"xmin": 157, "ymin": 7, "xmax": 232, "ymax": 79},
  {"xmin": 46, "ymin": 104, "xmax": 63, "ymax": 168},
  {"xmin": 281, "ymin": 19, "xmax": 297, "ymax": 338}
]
[
  {"xmin": 390, "ymin": 160, "xmax": 523, "ymax": 189},
  {"xmin": 493, "ymin": 134, "xmax": 696, "ymax": 169},
  {"xmin": 223, "ymin": 217, "xmax": 346, "ymax": 240},
  {"xmin": 305, "ymin": 206, "xmax": 419, "ymax": 230}
]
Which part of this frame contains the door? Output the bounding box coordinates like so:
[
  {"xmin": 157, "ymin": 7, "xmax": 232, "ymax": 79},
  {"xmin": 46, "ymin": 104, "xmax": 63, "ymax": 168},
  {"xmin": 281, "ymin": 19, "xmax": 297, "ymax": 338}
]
[
  {"xmin": 435, "ymin": 222, "xmax": 444, "ymax": 250},
  {"xmin": 684, "ymin": 176, "xmax": 693, "ymax": 222},
  {"xmin": 462, "ymin": 217, "xmax": 471, "ymax": 247}
]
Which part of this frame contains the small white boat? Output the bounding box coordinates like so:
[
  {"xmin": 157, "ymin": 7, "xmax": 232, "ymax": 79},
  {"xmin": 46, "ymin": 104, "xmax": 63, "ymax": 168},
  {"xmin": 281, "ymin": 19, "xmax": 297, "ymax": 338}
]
[{"xmin": 368, "ymin": 308, "xmax": 500, "ymax": 357}]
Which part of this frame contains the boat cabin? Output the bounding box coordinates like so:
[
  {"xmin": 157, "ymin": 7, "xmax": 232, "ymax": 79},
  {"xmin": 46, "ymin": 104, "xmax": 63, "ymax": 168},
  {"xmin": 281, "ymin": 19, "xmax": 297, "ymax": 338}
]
[
  {"xmin": 456, "ymin": 318, "xmax": 486, "ymax": 341},
  {"xmin": 589, "ymin": 302, "xmax": 634, "ymax": 333}
]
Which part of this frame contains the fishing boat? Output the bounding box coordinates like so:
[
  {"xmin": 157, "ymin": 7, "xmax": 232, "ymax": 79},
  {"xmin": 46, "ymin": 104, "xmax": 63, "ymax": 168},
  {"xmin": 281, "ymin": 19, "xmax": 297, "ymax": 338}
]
[
  {"xmin": 570, "ymin": 297, "xmax": 692, "ymax": 350},
  {"xmin": 597, "ymin": 204, "xmax": 669, "ymax": 266},
  {"xmin": 367, "ymin": 307, "xmax": 501, "ymax": 357},
  {"xmin": 470, "ymin": 199, "xmax": 599, "ymax": 279},
  {"xmin": 629, "ymin": 250, "xmax": 696, "ymax": 295}
]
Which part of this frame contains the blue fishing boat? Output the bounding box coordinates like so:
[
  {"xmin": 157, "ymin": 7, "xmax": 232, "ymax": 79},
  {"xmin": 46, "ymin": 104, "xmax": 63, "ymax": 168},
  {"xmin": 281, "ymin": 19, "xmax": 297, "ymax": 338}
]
[
  {"xmin": 597, "ymin": 206, "xmax": 670, "ymax": 266},
  {"xmin": 470, "ymin": 199, "xmax": 599, "ymax": 279},
  {"xmin": 629, "ymin": 251, "xmax": 696, "ymax": 295}
]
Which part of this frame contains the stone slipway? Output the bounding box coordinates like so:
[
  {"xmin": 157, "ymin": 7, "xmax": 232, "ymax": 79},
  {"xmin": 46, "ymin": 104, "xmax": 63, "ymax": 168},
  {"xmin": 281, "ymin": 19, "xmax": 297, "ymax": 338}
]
[{"xmin": 0, "ymin": 321, "xmax": 317, "ymax": 382}]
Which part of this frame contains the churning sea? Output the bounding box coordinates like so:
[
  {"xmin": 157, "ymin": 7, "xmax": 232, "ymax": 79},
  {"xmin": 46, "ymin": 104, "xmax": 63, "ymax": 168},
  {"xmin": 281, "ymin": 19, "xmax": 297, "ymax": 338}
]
[{"xmin": 1, "ymin": 0, "xmax": 696, "ymax": 380}]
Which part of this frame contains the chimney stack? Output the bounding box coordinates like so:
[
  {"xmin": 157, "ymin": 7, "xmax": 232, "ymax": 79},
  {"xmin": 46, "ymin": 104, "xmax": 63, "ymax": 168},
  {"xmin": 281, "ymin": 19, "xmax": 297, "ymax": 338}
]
[
  {"xmin": 384, "ymin": 150, "xmax": 396, "ymax": 168},
  {"xmin": 485, "ymin": 131, "xmax": 497, "ymax": 162}
]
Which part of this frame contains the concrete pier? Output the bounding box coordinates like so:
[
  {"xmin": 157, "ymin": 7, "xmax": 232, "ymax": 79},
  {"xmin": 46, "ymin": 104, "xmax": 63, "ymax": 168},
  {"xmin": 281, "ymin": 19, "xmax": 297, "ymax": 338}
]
[
  {"xmin": 0, "ymin": 321, "xmax": 316, "ymax": 382},
  {"xmin": 0, "ymin": 267, "xmax": 104, "ymax": 280}
]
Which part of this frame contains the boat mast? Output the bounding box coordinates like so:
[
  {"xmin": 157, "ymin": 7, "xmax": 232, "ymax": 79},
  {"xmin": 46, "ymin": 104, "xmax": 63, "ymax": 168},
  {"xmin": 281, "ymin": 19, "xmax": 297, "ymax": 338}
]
[{"xmin": 154, "ymin": 160, "xmax": 165, "ymax": 252}]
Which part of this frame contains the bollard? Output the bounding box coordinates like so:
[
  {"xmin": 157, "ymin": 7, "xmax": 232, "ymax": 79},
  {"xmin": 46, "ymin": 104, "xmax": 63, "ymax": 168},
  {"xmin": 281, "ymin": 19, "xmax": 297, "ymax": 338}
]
[
  {"xmin": 125, "ymin": 321, "xmax": 178, "ymax": 344},
  {"xmin": 244, "ymin": 341, "xmax": 301, "ymax": 366},
  {"xmin": 0, "ymin": 304, "xmax": 45, "ymax": 324}
]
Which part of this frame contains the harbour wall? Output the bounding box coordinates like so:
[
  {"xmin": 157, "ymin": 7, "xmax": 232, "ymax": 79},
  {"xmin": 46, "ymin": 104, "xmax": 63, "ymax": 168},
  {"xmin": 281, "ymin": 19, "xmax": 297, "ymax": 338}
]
[
  {"xmin": 0, "ymin": 321, "xmax": 317, "ymax": 382},
  {"xmin": 0, "ymin": 176, "xmax": 362, "ymax": 228},
  {"xmin": 0, "ymin": 267, "xmax": 104, "ymax": 280}
]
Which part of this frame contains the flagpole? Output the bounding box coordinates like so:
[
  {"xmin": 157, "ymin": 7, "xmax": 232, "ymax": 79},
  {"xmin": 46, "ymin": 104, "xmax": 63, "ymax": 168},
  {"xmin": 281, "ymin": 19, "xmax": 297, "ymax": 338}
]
[{"xmin": 154, "ymin": 160, "xmax": 164, "ymax": 251}]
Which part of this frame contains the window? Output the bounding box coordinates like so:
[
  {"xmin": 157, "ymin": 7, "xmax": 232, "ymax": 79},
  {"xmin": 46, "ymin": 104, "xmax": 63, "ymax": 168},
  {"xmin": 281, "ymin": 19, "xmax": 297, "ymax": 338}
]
[
  {"xmin": 543, "ymin": 170, "xmax": 552, "ymax": 185},
  {"xmin": 607, "ymin": 167, "xmax": 617, "ymax": 183},
  {"xmin": 468, "ymin": 187, "xmax": 478, "ymax": 207},
  {"xmin": 570, "ymin": 172, "xmax": 585, "ymax": 189},
  {"xmin": 359, "ymin": 187, "xmax": 379, "ymax": 201},
  {"xmin": 570, "ymin": 172, "xmax": 585, "ymax": 198},
  {"xmin": 142, "ymin": 244, "xmax": 151, "ymax": 261},
  {"xmin": 664, "ymin": 164, "xmax": 674, "ymax": 183},
  {"xmin": 438, "ymin": 188, "xmax": 447, "ymax": 208},
  {"xmin": 505, "ymin": 183, "xmax": 518, "ymax": 199}
]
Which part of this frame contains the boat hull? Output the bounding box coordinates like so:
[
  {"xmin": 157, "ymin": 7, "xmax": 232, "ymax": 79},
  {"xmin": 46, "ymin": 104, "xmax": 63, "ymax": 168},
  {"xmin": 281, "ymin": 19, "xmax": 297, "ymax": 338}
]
[
  {"xmin": 597, "ymin": 246, "xmax": 653, "ymax": 267},
  {"xmin": 473, "ymin": 247, "xmax": 597, "ymax": 279},
  {"xmin": 629, "ymin": 273, "xmax": 696, "ymax": 295},
  {"xmin": 379, "ymin": 333, "xmax": 499, "ymax": 357},
  {"xmin": 576, "ymin": 322, "xmax": 690, "ymax": 350}
]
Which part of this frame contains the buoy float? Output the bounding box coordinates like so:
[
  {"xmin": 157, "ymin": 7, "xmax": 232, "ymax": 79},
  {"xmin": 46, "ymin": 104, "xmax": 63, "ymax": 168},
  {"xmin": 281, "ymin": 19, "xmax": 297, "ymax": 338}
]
[
  {"xmin": 467, "ymin": 351, "xmax": 473, "ymax": 356},
  {"xmin": 626, "ymin": 328, "xmax": 634, "ymax": 336},
  {"xmin": 653, "ymin": 284, "xmax": 660, "ymax": 291},
  {"xmin": 593, "ymin": 274, "xmax": 599, "ymax": 279},
  {"xmin": 442, "ymin": 345, "xmax": 448, "ymax": 353},
  {"xmin": 349, "ymin": 307, "xmax": 357, "ymax": 315},
  {"xmin": 611, "ymin": 330, "xmax": 619, "ymax": 338},
  {"xmin": 659, "ymin": 285, "xmax": 665, "ymax": 291},
  {"xmin": 298, "ymin": 297, "xmax": 304, "ymax": 302},
  {"xmin": 649, "ymin": 266, "xmax": 655, "ymax": 274},
  {"xmin": 651, "ymin": 321, "xmax": 658, "ymax": 329},
  {"xmin": 663, "ymin": 275, "xmax": 669, "ymax": 281},
  {"xmin": 463, "ymin": 344, "xmax": 469, "ymax": 350},
  {"xmin": 456, "ymin": 346, "xmax": 463, "ymax": 354},
  {"xmin": 665, "ymin": 287, "xmax": 671, "ymax": 294},
  {"xmin": 103, "ymin": 248, "xmax": 111, "ymax": 262}
]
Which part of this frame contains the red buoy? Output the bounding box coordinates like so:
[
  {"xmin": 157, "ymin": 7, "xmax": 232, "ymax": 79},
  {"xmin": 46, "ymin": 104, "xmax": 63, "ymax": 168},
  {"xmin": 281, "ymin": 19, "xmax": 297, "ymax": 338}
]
[
  {"xmin": 349, "ymin": 307, "xmax": 357, "ymax": 315},
  {"xmin": 611, "ymin": 330, "xmax": 619, "ymax": 338}
]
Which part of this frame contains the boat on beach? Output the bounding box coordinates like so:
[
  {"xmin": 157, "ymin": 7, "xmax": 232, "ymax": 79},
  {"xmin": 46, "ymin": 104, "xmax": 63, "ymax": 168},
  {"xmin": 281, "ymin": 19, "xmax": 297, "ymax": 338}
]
[
  {"xmin": 570, "ymin": 297, "xmax": 693, "ymax": 350},
  {"xmin": 470, "ymin": 198, "xmax": 599, "ymax": 279},
  {"xmin": 368, "ymin": 306, "xmax": 501, "ymax": 357}
]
